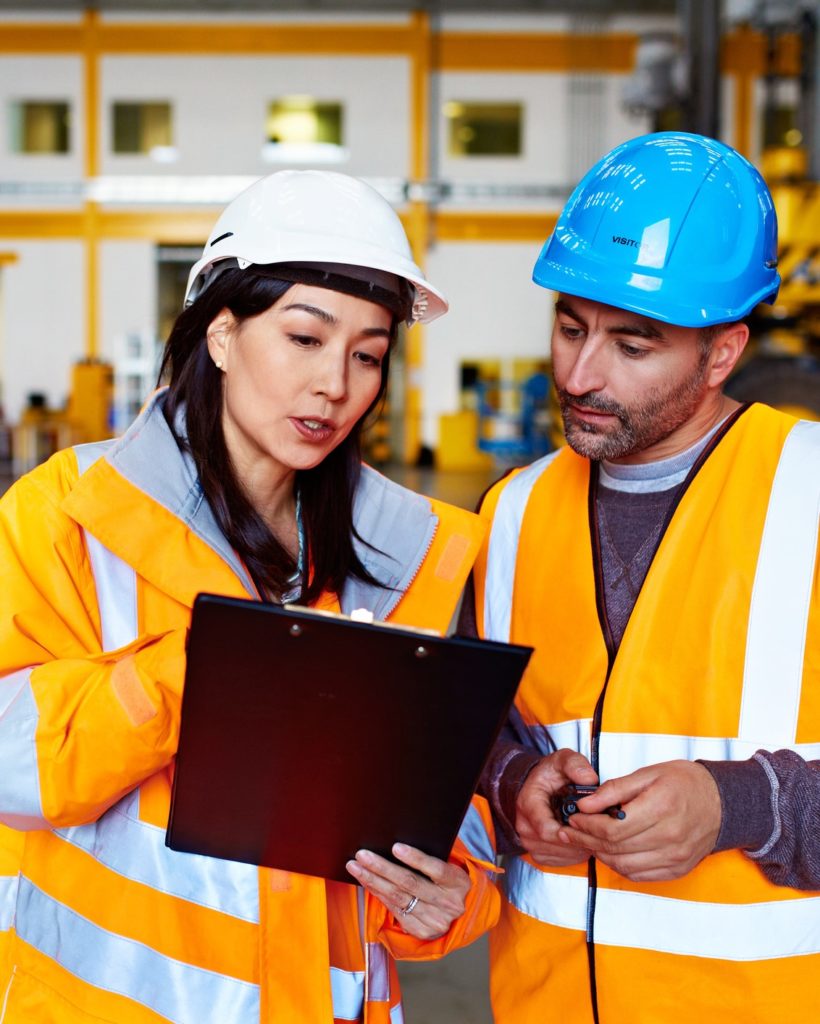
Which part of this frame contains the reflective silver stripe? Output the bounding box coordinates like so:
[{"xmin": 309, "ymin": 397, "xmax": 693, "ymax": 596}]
[
  {"xmin": 0, "ymin": 668, "xmax": 47, "ymax": 828},
  {"xmin": 504, "ymin": 856, "xmax": 587, "ymax": 931},
  {"xmin": 456, "ymin": 801, "xmax": 495, "ymax": 866},
  {"xmin": 544, "ymin": 718, "xmax": 593, "ymax": 761},
  {"xmin": 598, "ymin": 731, "xmax": 820, "ymax": 779},
  {"xmin": 390, "ymin": 1002, "xmax": 405, "ymax": 1024},
  {"xmin": 330, "ymin": 966, "xmax": 365, "ymax": 1021},
  {"xmin": 16, "ymin": 876, "xmax": 260, "ymax": 1023},
  {"xmin": 0, "ymin": 874, "xmax": 17, "ymax": 932},
  {"xmin": 483, "ymin": 453, "xmax": 559, "ymax": 642},
  {"xmin": 55, "ymin": 789, "xmax": 260, "ymax": 924},
  {"xmin": 366, "ymin": 942, "xmax": 389, "ymax": 1002},
  {"xmin": 740, "ymin": 420, "xmax": 820, "ymax": 746},
  {"xmin": 505, "ymin": 857, "xmax": 820, "ymax": 960},
  {"xmin": 73, "ymin": 440, "xmax": 113, "ymax": 475},
  {"xmin": 84, "ymin": 530, "xmax": 139, "ymax": 652},
  {"xmin": 74, "ymin": 442, "xmax": 140, "ymax": 654}
]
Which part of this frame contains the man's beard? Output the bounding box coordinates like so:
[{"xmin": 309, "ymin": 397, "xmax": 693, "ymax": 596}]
[{"xmin": 554, "ymin": 353, "xmax": 710, "ymax": 461}]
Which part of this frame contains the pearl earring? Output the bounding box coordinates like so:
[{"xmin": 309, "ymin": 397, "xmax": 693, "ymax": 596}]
[{"xmin": 215, "ymin": 360, "xmax": 224, "ymax": 370}]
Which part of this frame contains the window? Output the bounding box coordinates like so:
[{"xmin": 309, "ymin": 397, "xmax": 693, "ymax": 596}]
[
  {"xmin": 9, "ymin": 101, "xmax": 70, "ymax": 154},
  {"xmin": 112, "ymin": 102, "xmax": 173, "ymax": 156},
  {"xmin": 444, "ymin": 101, "xmax": 523, "ymax": 158},
  {"xmin": 263, "ymin": 97, "xmax": 346, "ymax": 163}
]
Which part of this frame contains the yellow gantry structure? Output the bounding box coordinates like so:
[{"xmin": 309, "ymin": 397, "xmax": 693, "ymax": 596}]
[{"xmin": 0, "ymin": 10, "xmax": 802, "ymax": 460}]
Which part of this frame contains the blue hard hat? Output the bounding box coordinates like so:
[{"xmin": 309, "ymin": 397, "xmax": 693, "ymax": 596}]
[{"xmin": 532, "ymin": 132, "xmax": 780, "ymax": 327}]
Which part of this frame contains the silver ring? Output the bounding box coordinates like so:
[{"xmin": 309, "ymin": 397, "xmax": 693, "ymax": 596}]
[{"xmin": 400, "ymin": 895, "xmax": 419, "ymax": 916}]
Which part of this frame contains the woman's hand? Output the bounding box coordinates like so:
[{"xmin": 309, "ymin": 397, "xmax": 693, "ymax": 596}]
[{"xmin": 346, "ymin": 842, "xmax": 471, "ymax": 940}]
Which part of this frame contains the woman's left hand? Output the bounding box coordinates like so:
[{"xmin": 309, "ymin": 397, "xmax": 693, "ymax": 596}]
[{"xmin": 346, "ymin": 842, "xmax": 471, "ymax": 940}]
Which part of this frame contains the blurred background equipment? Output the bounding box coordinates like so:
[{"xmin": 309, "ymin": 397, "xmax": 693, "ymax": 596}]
[{"xmin": 0, "ymin": 0, "xmax": 817, "ymax": 492}]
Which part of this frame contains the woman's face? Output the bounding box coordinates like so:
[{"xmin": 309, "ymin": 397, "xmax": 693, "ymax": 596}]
[{"xmin": 207, "ymin": 283, "xmax": 391, "ymax": 488}]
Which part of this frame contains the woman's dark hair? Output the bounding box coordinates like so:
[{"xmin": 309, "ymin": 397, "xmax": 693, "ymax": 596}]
[{"xmin": 158, "ymin": 266, "xmax": 397, "ymax": 604}]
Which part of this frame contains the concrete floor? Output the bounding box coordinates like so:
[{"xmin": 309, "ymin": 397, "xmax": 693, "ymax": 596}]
[{"xmin": 398, "ymin": 935, "xmax": 493, "ymax": 1024}]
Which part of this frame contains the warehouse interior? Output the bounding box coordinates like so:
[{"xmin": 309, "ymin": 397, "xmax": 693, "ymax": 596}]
[{"xmin": 0, "ymin": 1, "xmax": 818, "ymax": 1020}]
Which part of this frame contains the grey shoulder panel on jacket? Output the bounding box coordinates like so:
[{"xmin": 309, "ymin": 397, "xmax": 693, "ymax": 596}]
[{"xmin": 344, "ymin": 464, "xmax": 438, "ymax": 620}]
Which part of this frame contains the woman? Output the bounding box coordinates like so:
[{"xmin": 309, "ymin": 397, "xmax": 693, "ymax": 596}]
[{"xmin": 0, "ymin": 170, "xmax": 499, "ymax": 1023}]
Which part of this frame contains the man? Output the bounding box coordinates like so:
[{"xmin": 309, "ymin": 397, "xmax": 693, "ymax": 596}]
[{"xmin": 471, "ymin": 132, "xmax": 820, "ymax": 1023}]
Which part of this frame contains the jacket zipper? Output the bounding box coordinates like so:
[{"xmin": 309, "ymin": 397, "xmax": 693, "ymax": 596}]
[{"xmin": 380, "ymin": 518, "xmax": 439, "ymax": 621}]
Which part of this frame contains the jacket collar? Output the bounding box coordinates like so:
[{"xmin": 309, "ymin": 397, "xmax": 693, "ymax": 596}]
[{"xmin": 67, "ymin": 390, "xmax": 438, "ymax": 618}]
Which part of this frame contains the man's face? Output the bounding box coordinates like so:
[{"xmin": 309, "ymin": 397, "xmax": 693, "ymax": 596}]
[{"xmin": 550, "ymin": 294, "xmax": 713, "ymax": 463}]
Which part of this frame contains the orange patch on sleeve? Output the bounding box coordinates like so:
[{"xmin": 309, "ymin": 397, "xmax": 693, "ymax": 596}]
[
  {"xmin": 110, "ymin": 657, "xmax": 157, "ymax": 727},
  {"xmin": 434, "ymin": 534, "xmax": 471, "ymax": 582}
]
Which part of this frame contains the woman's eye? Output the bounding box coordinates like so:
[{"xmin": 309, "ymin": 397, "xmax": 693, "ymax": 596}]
[
  {"xmin": 288, "ymin": 334, "xmax": 319, "ymax": 347},
  {"xmin": 355, "ymin": 351, "xmax": 383, "ymax": 367}
]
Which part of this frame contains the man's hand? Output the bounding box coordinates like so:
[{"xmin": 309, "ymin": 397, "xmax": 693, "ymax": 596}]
[
  {"xmin": 516, "ymin": 749, "xmax": 599, "ymax": 866},
  {"xmin": 558, "ymin": 760, "xmax": 722, "ymax": 881}
]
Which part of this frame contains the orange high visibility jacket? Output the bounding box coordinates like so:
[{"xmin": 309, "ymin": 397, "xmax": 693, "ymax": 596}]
[
  {"xmin": 0, "ymin": 391, "xmax": 499, "ymax": 1024},
  {"xmin": 474, "ymin": 404, "xmax": 820, "ymax": 1024}
]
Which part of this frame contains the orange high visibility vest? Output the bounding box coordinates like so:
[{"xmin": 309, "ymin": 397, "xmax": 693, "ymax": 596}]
[
  {"xmin": 0, "ymin": 432, "xmax": 498, "ymax": 1024},
  {"xmin": 474, "ymin": 404, "xmax": 820, "ymax": 1024}
]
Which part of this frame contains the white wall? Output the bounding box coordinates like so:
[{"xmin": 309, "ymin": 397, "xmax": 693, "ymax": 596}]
[
  {"xmin": 2, "ymin": 241, "xmax": 85, "ymax": 423},
  {"xmin": 99, "ymin": 240, "xmax": 157, "ymax": 363},
  {"xmin": 437, "ymin": 70, "xmax": 652, "ymax": 199},
  {"xmin": 0, "ymin": 55, "xmax": 85, "ymax": 191},
  {"xmin": 423, "ymin": 240, "xmax": 554, "ymax": 447},
  {"xmin": 99, "ymin": 55, "xmax": 411, "ymax": 180}
]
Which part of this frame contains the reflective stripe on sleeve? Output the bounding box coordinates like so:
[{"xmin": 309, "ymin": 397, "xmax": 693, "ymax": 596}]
[
  {"xmin": 483, "ymin": 453, "xmax": 559, "ymax": 643},
  {"xmin": 504, "ymin": 857, "xmax": 820, "ymax": 960},
  {"xmin": 330, "ymin": 966, "xmax": 365, "ymax": 1021},
  {"xmin": 390, "ymin": 1002, "xmax": 405, "ymax": 1023},
  {"xmin": 740, "ymin": 420, "xmax": 820, "ymax": 746},
  {"xmin": 0, "ymin": 873, "xmax": 18, "ymax": 931},
  {"xmin": 55, "ymin": 789, "xmax": 260, "ymax": 924},
  {"xmin": 0, "ymin": 668, "xmax": 47, "ymax": 829},
  {"xmin": 84, "ymin": 531, "xmax": 139, "ymax": 652},
  {"xmin": 16, "ymin": 876, "xmax": 261, "ymax": 1023},
  {"xmin": 456, "ymin": 801, "xmax": 495, "ymax": 866},
  {"xmin": 365, "ymin": 942, "xmax": 389, "ymax": 1002}
]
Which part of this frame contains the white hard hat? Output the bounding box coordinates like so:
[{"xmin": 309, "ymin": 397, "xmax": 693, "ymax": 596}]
[{"xmin": 184, "ymin": 170, "xmax": 447, "ymax": 324}]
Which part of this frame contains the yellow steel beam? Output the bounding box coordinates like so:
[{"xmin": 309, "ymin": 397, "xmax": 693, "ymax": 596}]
[
  {"xmin": 0, "ymin": 19, "xmax": 799, "ymax": 76},
  {"xmin": 434, "ymin": 211, "xmax": 559, "ymax": 243},
  {"xmin": 438, "ymin": 31, "xmax": 639, "ymax": 72},
  {"xmin": 0, "ymin": 208, "xmax": 562, "ymax": 245},
  {"xmin": 0, "ymin": 20, "xmax": 414, "ymax": 56},
  {"xmin": 0, "ymin": 209, "xmax": 216, "ymax": 242}
]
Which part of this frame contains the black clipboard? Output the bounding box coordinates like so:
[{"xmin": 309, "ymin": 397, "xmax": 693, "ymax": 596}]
[{"xmin": 166, "ymin": 593, "xmax": 532, "ymax": 882}]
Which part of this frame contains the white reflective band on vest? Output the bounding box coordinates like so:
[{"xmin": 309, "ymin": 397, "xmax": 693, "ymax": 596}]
[
  {"xmin": 505, "ymin": 857, "xmax": 820, "ymax": 960},
  {"xmin": 330, "ymin": 966, "xmax": 365, "ymax": 1020},
  {"xmin": 484, "ymin": 422, "xmax": 820, "ymax": 729},
  {"xmin": 483, "ymin": 452, "xmax": 559, "ymax": 643},
  {"xmin": 740, "ymin": 420, "xmax": 820, "ymax": 746}
]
